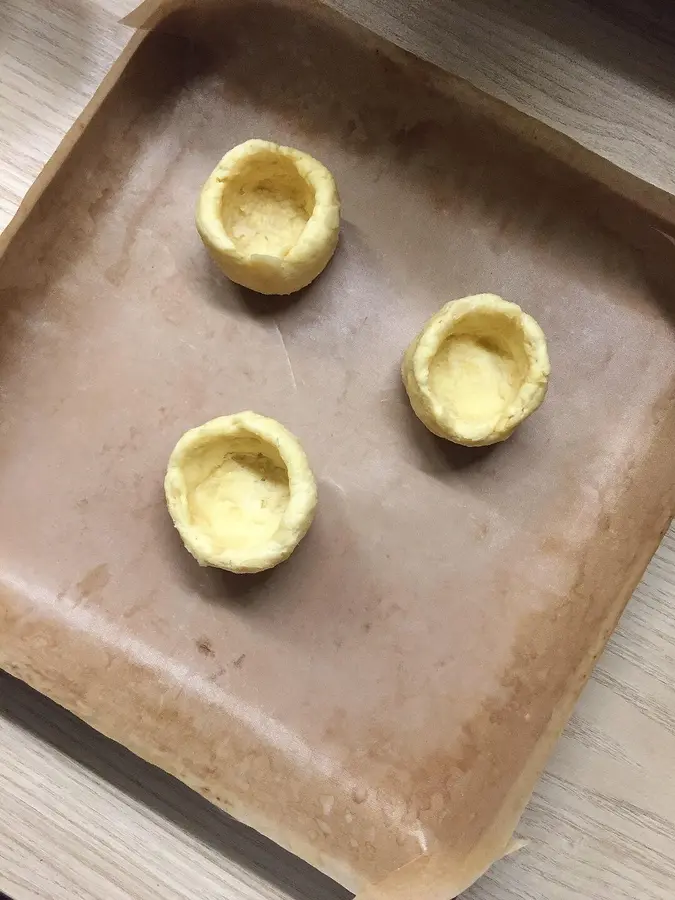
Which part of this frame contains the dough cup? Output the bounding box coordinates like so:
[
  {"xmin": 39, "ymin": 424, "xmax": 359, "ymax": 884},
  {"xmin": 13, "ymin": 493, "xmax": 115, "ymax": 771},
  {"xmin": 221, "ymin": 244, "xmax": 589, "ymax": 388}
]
[
  {"xmin": 165, "ymin": 412, "xmax": 317, "ymax": 573},
  {"xmin": 402, "ymin": 294, "xmax": 550, "ymax": 446},
  {"xmin": 196, "ymin": 139, "xmax": 340, "ymax": 295}
]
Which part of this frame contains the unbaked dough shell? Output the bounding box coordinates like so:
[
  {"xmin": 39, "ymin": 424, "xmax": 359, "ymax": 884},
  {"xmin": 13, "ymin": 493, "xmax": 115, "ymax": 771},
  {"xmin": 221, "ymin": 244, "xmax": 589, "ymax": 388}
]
[
  {"xmin": 165, "ymin": 411, "xmax": 318, "ymax": 573},
  {"xmin": 196, "ymin": 139, "xmax": 340, "ymax": 295},
  {"xmin": 402, "ymin": 294, "xmax": 550, "ymax": 446}
]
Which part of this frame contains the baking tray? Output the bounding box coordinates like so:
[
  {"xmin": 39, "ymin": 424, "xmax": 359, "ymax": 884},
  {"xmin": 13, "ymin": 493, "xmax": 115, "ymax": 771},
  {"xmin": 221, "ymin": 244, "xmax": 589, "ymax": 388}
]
[{"xmin": 1, "ymin": 1, "xmax": 674, "ymax": 897}]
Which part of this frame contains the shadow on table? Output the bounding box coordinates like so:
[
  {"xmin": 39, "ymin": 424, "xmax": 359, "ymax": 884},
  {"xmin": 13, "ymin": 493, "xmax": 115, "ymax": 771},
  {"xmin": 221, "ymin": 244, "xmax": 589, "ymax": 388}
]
[{"xmin": 0, "ymin": 671, "xmax": 352, "ymax": 900}]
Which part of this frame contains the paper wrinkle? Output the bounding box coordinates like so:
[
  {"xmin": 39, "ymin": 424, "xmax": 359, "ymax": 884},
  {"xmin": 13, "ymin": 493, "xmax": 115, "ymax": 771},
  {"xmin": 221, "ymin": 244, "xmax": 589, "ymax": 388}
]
[{"xmin": 273, "ymin": 319, "xmax": 298, "ymax": 393}]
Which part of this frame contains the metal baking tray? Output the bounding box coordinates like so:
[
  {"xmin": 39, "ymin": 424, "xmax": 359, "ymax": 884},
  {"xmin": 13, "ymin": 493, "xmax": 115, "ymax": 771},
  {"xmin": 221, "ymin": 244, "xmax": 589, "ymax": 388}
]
[{"xmin": 1, "ymin": 1, "xmax": 674, "ymax": 896}]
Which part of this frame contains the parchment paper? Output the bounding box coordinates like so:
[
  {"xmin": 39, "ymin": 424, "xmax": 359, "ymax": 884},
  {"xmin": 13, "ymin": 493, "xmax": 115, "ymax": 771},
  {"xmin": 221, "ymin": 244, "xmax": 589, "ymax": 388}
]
[{"xmin": 1, "ymin": 1, "xmax": 674, "ymax": 897}]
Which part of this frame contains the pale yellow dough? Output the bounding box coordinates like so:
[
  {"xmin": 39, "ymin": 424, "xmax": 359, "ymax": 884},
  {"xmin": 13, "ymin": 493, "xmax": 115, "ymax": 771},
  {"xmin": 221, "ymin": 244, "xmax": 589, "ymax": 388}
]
[
  {"xmin": 196, "ymin": 139, "xmax": 340, "ymax": 295},
  {"xmin": 402, "ymin": 294, "xmax": 550, "ymax": 446},
  {"xmin": 165, "ymin": 412, "xmax": 317, "ymax": 573}
]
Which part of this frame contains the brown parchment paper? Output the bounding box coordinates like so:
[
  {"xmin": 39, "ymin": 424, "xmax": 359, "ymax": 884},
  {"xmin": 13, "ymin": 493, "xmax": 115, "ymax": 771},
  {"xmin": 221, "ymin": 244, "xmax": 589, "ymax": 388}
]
[{"xmin": 1, "ymin": 1, "xmax": 675, "ymax": 896}]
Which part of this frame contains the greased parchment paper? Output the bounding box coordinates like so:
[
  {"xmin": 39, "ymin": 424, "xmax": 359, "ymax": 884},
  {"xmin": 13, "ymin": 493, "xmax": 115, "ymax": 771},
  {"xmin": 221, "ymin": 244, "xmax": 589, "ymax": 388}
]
[{"xmin": 1, "ymin": 0, "xmax": 674, "ymax": 897}]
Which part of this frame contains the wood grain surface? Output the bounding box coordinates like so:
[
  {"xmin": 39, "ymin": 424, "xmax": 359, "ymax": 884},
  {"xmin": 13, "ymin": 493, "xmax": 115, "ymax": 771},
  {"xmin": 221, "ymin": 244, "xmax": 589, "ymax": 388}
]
[{"xmin": 1, "ymin": 1, "xmax": 675, "ymax": 899}]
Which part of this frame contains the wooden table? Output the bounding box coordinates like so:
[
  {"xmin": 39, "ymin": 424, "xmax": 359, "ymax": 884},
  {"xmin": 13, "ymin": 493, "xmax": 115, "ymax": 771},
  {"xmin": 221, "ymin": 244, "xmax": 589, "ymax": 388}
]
[{"xmin": 1, "ymin": 2, "xmax": 675, "ymax": 898}]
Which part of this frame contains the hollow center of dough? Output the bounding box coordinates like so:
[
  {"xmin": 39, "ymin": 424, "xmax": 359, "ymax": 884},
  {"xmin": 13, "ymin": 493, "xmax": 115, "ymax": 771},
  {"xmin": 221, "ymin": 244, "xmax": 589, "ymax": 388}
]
[
  {"xmin": 186, "ymin": 437, "xmax": 290, "ymax": 552},
  {"xmin": 221, "ymin": 152, "xmax": 315, "ymax": 257},
  {"xmin": 429, "ymin": 312, "xmax": 529, "ymax": 424}
]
